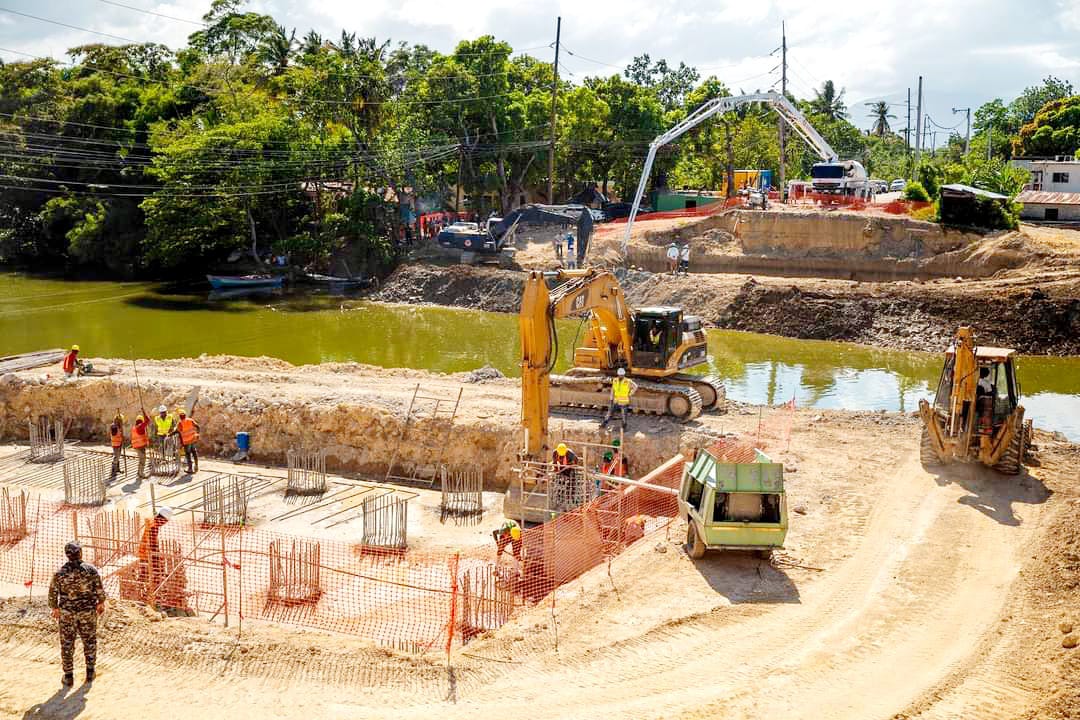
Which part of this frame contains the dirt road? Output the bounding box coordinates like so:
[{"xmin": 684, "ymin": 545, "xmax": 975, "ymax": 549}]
[{"xmin": 1, "ymin": 418, "xmax": 1076, "ymax": 719}]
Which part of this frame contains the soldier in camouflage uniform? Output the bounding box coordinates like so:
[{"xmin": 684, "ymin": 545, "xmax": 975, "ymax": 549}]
[{"xmin": 48, "ymin": 541, "xmax": 106, "ymax": 686}]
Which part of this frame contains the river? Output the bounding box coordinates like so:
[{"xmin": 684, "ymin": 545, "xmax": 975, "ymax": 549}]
[{"xmin": 2, "ymin": 273, "xmax": 1078, "ymax": 439}]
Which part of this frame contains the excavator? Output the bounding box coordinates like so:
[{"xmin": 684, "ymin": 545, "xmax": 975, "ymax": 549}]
[
  {"xmin": 519, "ymin": 268, "xmax": 723, "ymax": 456},
  {"xmin": 918, "ymin": 327, "xmax": 1031, "ymax": 474}
]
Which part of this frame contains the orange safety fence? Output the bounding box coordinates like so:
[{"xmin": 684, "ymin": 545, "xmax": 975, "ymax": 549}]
[{"xmin": 0, "ymin": 456, "xmax": 689, "ymax": 653}]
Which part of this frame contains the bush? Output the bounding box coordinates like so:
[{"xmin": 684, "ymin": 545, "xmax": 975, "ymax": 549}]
[
  {"xmin": 916, "ymin": 163, "xmax": 943, "ymax": 198},
  {"xmin": 909, "ymin": 203, "xmax": 939, "ymax": 222},
  {"xmin": 904, "ymin": 181, "xmax": 931, "ymax": 202}
]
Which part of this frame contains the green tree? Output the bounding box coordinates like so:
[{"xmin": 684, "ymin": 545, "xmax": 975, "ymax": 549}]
[
  {"xmin": 809, "ymin": 80, "xmax": 848, "ymax": 120},
  {"xmin": 866, "ymin": 101, "xmax": 895, "ymax": 138},
  {"xmin": 1012, "ymin": 95, "xmax": 1080, "ymax": 157}
]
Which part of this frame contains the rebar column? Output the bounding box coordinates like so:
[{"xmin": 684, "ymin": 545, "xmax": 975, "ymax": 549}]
[
  {"xmin": 440, "ymin": 465, "xmax": 483, "ymax": 523},
  {"xmin": 148, "ymin": 435, "xmax": 181, "ymax": 477},
  {"xmin": 268, "ymin": 538, "xmax": 322, "ymax": 604},
  {"xmin": 362, "ymin": 495, "xmax": 408, "ymax": 549},
  {"xmin": 28, "ymin": 417, "xmax": 64, "ymax": 463},
  {"xmin": 286, "ymin": 448, "xmax": 327, "ymax": 496},
  {"xmin": 0, "ymin": 487, "xmax": 28, "ymax": 544},
  {"xmin": 202, "ymin": 474, "xmax": 249, "ymax": 526},
  {"xmin": 62, "ymin": 456, "xmax": 109, "ymax": 506}
]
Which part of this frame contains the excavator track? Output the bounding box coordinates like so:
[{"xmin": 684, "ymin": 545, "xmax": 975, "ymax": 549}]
[
  {"xmin": 550, "ymin": 374, "xmax": 703, "ymax": 421},
  {"xmin": 669, "ymin": 373, "xmax": 725, "ymax": 409}
]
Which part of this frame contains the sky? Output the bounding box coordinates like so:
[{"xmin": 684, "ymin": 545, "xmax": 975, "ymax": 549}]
[{"xmin": 1, "ymin": 0, "xmax": 1078, "ymax": 145}]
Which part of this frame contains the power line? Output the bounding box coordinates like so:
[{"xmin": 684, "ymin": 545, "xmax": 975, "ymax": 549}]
[{"xmin": 94, "ymin": 0, "xmax": 205, "ymax": 27}]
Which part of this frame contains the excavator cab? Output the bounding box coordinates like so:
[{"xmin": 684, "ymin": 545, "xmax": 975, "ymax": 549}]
[
  {"xmin": 632, "ymin": 308, "xmax": 682, "ymax": 369},
  {"xmin": 932, "ymin": 350, "xmax": 1021, "ymax": 436}
]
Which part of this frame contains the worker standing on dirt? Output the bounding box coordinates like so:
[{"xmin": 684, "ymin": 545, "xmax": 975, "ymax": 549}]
[
  {"xmin": 61, "ymin": 345, "xmax": 85, "ymax": 379},
  {"xmin": 609, "ymin": 438, "xmax": 629, "ymax": 477},
  {"xmin": 137, "ymin": 507, "xmax": 172, "ymax": 606},
  {"xmin": 553, "ymin": 232, "xmax": 563, "ymax": 261},
  {"xmin": 131, "ymin": 411, "xmax": 150, "ymax": 479},
  {"xmin": 565, "ymin": 232, "xmax": 577, "ymax": 269},
  {"xmin": 48, "ymin": 541, "xmax": 105, "ymax": 686},
  {"xmin": 493, "ymin": 519, "xmax": 522, "ymax": 560},
  {"xmin": 666, "ymin": 242, "xmax": 679, "ymax": 275},
  {"xmin": 108, "ymin": 413, "xmax": 125, "ymax": 476},
  {"xmin": 177, "ymin": 408, "xmax": 200, "ymax": 475},
  {"xmin": 601, "ymin": 369, "xmax": 637, "ymax": 431},
  {"xmin": 679, "ymin": 243, "xmax": 691, "ymax": 275}
]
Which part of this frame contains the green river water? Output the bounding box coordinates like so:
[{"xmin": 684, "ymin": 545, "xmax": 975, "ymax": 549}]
[{"xmin": 2, "ymin": 273, "xmax": 1079, "ymax": 440}]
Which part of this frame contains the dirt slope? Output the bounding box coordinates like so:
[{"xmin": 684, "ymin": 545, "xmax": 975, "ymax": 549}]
[
  {"xmin": 1, "ymin": 418, "xmax": 1076, "ymax": 719},
  {"xmin": 370, "ymin": 262, "xmax": 1080, "ymax": 354}
]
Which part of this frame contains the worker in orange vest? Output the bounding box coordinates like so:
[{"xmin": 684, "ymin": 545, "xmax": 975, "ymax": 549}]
[
  {"xmin": 61, "ymin": 345, "xmax": 84, "ymax": 379},
  {"xmin": 137, "ymin": 507, "xmax": 172, "ymax": 606},
  {"xmin": 108, "ymin": 413, "xmax": 125, "ymax": 476},
  {"xmin": 130, "ymin": 411, "xmax": 151, "ymax": 480},
  {"xmin": 176, "ymin": 408, "xmax": 200, "ymax": 475}
]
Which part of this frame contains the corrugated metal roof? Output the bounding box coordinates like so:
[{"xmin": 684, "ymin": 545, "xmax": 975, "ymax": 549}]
[
  {"xmin": 1016, "ymin": 190, "xmax": 1080, "ymax": 205},
  {"xmin": 940, "ymin": 183, "xmax": 1009, "ymax": 200}
]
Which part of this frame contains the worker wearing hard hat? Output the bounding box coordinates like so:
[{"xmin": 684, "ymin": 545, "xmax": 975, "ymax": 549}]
[
  {"xmin": 601, "ymin": 368, "xmax": 638, "ymax": 431},
  {"xmin": 176, "ymin": 408, "xmax": 200, "ymax": 475},
  {"xmin": 61, "ymin": 345, "xmax": 86, "ymax": 379},
  {"xmin": 131, "ymin": 411, "xmax": 151, "ymax": 480},
  {"xmin": 137, "ymin": 507, "xmax": 173, "ymax": 607},
  {"xmin": 493, "ymin": 519, "xmax": 522, "ymax": 560},
  {"xmin": 551, "ymin": 442, "xmax": 579, "ymax": 483},
  {"xmin": 108, "ymin": 412, "xmax": 125, "ymax": 477},
  {"xmin": 153, "ymin": 405, "xmax": 176, "ymax": 459}
]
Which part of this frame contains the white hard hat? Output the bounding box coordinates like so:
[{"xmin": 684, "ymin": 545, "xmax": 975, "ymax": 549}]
[
  {"xmin": 157, "ymin": 405, "xmax": 167, "ymax": 413},
  {"xmin": 157, "ymin": 506, "xmax": 173, "ymax": 519},
  {"xmin": 617, "ymin": 368, "xmax": 626, "ymax": 376}
]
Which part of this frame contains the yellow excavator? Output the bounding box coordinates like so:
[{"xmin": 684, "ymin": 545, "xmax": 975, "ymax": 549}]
[
  {"xmin": 519, "ymin": 268, "xmax": 723, "ymax": 456},
  {"xmin": 918, "ymin": 326, "xmax": 1031, "ymax": 474}
]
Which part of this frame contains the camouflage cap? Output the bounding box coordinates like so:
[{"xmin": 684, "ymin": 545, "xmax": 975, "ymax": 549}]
[{"xmin": 64, "ymin": 541, "xmax": 82, "ymax": 561}]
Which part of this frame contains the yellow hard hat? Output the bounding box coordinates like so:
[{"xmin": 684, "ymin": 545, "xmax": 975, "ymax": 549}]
[
  {"xmin": 176, "ymin": 407, "xmax": 186, "ymax": 414},
  {"xmin": 71, "ymin": 344, "xmax": 80, "ymax": 351},
  {"xmin": 556, "ymin": 443, "xmax": 568, "ymax": 456}
]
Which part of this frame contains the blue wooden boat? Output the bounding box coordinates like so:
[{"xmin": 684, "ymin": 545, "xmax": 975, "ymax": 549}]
[{"xmin": 206, "ymin": 274, "xmax": 284, "ymax": 290}]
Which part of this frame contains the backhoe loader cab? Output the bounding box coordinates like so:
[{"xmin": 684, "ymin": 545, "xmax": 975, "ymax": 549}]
[{"xmin": 918, "ymin": 327, "xmax": 1030, "ymax": 475}]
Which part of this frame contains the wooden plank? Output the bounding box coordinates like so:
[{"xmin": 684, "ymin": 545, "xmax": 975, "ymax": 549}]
[{"xmin": 0, "ymin": 349, "xmax": 66, "ymax": 374}]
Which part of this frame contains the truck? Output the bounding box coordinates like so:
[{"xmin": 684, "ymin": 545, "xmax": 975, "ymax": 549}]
[
  {"xmin": 436, "ymin": 204, "xmax": 595, "ymax": 266},
  {"xmin": 678, "ymin": 443, "xmax": 788, "ymax": 558}
]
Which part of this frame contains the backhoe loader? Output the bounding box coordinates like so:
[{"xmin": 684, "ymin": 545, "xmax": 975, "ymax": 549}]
[
  {"xmin": 918, "ymin": 327, "xmax": 1031, "ymax": 474},
  {"xmin": 519, "ymin": 268, "xmax": 723, "ymax": 457}
]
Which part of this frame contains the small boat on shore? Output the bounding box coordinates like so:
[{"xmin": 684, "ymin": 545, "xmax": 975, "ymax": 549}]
[
  {"xmin": 206, "ymin": 274, "xmax": 284, "ymax": 290},
  {"xmin": 298, "ymin": 272, "xmax": 371, "ymax": 288}
]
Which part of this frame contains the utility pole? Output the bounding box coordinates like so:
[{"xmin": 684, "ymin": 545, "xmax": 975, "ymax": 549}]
[
  {"xmin": 987, "ymin": 125, "xmax": 993, "ymax": 161},
  {"xmin": 547, "ymin": 16, "xmax": 561, "ymax": 204},
  {"xmin": 914, "ymin": 75, "xmax": 923, "ymax": 166},
  {"xmin": 952, "ymin": 106, "xmax": 971, "ymax": 156},
  {"xmin": 905, "ymin": 88, "xmax": 911, "ymax": 150},
  {"xmin": 777, "ymin": 21, "xmax": 787, "ymax": 200}
]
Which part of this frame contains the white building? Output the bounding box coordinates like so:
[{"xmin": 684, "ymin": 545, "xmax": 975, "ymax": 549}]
[{"xmin": 1013, "ymin": 157, "xmax": 1080, "ymax": 221}]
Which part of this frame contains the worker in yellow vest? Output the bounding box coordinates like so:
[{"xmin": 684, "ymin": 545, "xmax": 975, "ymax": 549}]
[
  {"xmin": 152, "ymin": 405, "xmax": 175, "ymax": 457},
  {"xmin": 176, "ymin": 408, "xmax": 200, "ymax": 475},
  {"xmin": 601, "ymin": 368, "xmax": 637, "ymax": 431}
]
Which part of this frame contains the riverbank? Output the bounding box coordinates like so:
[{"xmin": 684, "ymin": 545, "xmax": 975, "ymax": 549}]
[{"xmin": 372, "ymin": 261, "xmax": 1080, "ymax": 355}]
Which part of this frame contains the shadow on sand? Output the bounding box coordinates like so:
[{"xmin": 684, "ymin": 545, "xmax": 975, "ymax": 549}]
[
  {"xmin": 926, "ymin": 461, "xmax": 1051, "ymax": 526},
  {"xmin": 22, "ymin": 683, "xmax": 90, "ymax": 719},
  {"xmin": 688, "ymin": 550, "xmax": 801, "ymax": 605}
]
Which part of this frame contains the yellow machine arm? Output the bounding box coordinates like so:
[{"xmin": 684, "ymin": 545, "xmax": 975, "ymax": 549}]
[{"xmin": 519, "ymin": 269, "xmax": 632, "ymax": 456}]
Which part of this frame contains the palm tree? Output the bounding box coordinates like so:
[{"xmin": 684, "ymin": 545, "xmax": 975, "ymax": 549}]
[
  {"xmin": 257, "ymin": 24, "xmax": 295, "ymax": 76},
  {"xmin": 810, "ymin": 80, "xmax": 848, "ymax": 120},
  {"xmin": 866, "ymin": 101, "xmax": 896, "ymax": 137}
]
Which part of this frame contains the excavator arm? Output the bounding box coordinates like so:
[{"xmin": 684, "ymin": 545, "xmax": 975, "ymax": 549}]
[{"xmin": 520, "ymin": 269, "xmax": 632, "ymax": 456}]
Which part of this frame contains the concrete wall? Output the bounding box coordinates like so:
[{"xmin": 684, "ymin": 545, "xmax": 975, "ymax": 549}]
[{"xmin": 1019, "ymin": 202, "xmax": 1080, "ymax": 221}]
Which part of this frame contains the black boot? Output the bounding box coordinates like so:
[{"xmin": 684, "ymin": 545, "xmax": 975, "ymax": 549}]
[
  {"xmin": 62, "ymin": 672, "xmax": 74, "ymax": 686},
  {"xmin": 85, "ymin": 668, "xmax": 95, "ymax": 683}
]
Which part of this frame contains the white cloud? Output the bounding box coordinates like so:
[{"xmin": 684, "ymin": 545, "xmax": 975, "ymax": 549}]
[{"xmin": 0, "ymin": 0, "xmax": 1076, "ymax": 133}]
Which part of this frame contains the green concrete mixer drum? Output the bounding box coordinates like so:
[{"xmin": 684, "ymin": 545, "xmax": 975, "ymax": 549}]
[{"xmin": 678, "ymin": 446, "xmax": 788, "ymax": 559}]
